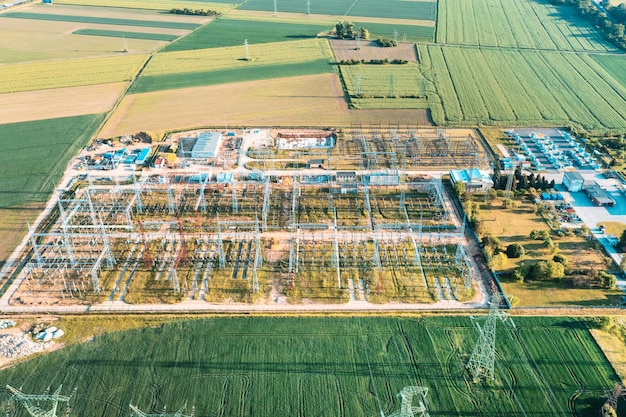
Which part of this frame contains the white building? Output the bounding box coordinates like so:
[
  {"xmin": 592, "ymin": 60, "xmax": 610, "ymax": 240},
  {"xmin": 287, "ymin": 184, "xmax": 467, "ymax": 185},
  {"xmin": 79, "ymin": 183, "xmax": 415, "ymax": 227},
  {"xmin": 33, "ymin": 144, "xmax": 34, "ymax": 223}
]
[
  {"xmin": 563, "ymin": 171, "xmax": 584, "ymax": 192},
  {"xmin": 275, "ymin": 132, "xmax": 335, "ymax": 150},
  {"xmin": 191, "ymin": 132, "xmax": 222, "ymax": 158}
]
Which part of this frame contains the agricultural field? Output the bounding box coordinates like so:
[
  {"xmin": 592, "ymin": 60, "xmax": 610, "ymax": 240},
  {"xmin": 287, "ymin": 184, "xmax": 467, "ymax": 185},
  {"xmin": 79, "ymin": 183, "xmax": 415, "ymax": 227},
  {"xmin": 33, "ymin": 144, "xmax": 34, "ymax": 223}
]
[
  {"xmin": 100, "ymin": 74, "xmax": 430, "ymax": 137},
  {"xmin": 0, "ymin": 83, "xmax": 125, "ymax": 125},
  {"xmin": 0, "ymin": 316, "xmax": 621, "ymax": 417},
  {"xmin": 72, "ymin": 29, "xmax": 179, "ymax": 42},
  {"xmin": 436, "ymin": 0, "xmax": 619, "ymax": 52},
  {"xmin": 239, "ymin": 0, "xmax": 437, "ymax": 21},
  {"xmin": 590, "ymin": 54, "xmax": 626, "ymax": 90},
  {"xmin": 55, "ymin": 0, "xmax": 237, "ymax": 11},
  {"xmin": 0, "ymin": 114, "xmax": 104, "ymax": 209},
  {"xmin": 2, "ymin": 12, "xmax": 203, "ymax": 30},
  {"xmin": 340, "ymin": 64, "xmax": 427, "ymax": 110},
  {"xmin": 141, "ymin": 38, "xmax": 333, "ymax": 77},
  {"xmin": 162, "ymin": 18, "xmax": 331, "ymax": 51},
  {"xmin": 419, "ymin": 45, "xmax": 626, "ymax": 132},
  {"xmin": 0, "ymin": 54, "xmax": 147, "ymax": 93}
]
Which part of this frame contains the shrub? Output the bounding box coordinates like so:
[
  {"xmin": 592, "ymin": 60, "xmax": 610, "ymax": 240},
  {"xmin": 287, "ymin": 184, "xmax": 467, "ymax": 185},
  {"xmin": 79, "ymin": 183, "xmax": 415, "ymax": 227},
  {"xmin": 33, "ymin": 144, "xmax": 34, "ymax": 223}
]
[
  {"xmin": 552, "ymin": 253, "xmax": 568, "ymax": 265},
  {"xmin": 506, "ymin": 243, "xmax": 525, "ymax": 258}
]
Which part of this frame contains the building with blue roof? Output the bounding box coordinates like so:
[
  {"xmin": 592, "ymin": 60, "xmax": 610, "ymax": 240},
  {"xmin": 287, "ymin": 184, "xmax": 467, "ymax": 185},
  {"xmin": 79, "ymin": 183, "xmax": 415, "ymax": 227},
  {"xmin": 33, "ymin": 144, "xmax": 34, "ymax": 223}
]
[
  {"xmin": 449, "ymin": 168, "xmax": 494, "ymax": 192},
  {"xmin": 135, "ymin": 147, "xmax": 151, "ymax": 166}
]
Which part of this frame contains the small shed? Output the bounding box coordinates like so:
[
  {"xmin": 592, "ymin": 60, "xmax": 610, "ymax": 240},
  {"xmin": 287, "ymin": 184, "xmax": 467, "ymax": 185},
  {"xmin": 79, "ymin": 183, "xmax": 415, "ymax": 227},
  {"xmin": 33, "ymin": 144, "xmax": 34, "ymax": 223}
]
[
  {"xmin": 336, "ymin": 171, "xmax": 357, "ymax": 183},
  {"xmin": 563, "ymin": 171, "xmax": 584, "ymax": 192},
  {"xmin": 307, "ymin": 159, "xmax": 326, "ymax": 169}
]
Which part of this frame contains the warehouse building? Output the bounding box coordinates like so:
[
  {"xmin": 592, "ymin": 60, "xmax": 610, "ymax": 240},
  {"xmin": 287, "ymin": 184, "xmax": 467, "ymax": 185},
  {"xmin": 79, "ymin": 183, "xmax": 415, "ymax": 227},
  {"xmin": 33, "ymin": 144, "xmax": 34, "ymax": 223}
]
[
  {"xmin": 449, "ymin": 168, "xmax": 494, "ymax": 192},
  {"xmin": 191, "ymin": 132, "xmax": 222, "ymax": 159}
]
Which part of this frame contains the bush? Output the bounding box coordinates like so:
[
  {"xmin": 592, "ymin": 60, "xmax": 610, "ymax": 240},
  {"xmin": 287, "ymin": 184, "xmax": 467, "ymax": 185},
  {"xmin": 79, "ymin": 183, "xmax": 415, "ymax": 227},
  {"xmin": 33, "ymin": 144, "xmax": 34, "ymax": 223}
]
[
  {"xmin": 376, "ymin": 38, "xmax": 397, "ymax": 47},
  {"xmin": 506, "ymin": 243, "xmax": 525, "ymax": 258},
  {"xmin": 530, "ymin": 229, "xmax": 550, "ymax": 240},
  {"xmin": 526, "ymin": 260, "xmax": 565, "ymax": 280},
  {"xmin": 552, "ymin": 253, "xmax": 568, "ymax": 265}
]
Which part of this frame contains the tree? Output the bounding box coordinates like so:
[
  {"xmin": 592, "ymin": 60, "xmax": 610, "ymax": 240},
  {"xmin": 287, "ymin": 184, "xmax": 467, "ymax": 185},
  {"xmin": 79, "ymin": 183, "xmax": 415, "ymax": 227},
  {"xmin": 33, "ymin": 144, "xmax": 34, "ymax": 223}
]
[
  {"xmin": 359, "ymin": 27, "xmax": 369, "ymax": 40},
  {"xmin": 506, "ymin": 243, "xmax": 525, "ymax": 258},
  {"xmin": 526, "ymin": 260, "xmax": 564, "ymax": 280},
  {"xmin": 453, "ymin": 181, "xmax": 466, "ymax": 197},
  {"xmin": 602, "ymin": 272, "xmax": 617, "ymax": 289},
  {"xmin": 553, "ymin": 253, "xmax": 568, "ymax": 265},
  {"xmin": 619, "ymin": 229, "xmax": 626, "ymax": 250}
]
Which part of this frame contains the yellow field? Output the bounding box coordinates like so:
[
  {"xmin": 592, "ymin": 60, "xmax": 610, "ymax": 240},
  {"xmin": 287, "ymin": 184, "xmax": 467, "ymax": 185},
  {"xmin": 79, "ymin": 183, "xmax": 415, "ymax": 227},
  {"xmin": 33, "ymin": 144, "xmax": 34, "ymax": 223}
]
[
  {"xmin": 0, "ymin": 203, "xmax": 44, "ymax": 267},
  {"xmin": 143, "ymin": 39, "xmax": 333, "ymax": 76},
  {"xmin": 53, "ymin": 0, "xmax": 235, "ymax": 13},
  {"xmin": 0, "ymin": 54, "xmax": 147, "ymax": 93},
  {"xmin": 0, "ymin": 82, "xmax": 125, "ymax": 124},
  {"xmin": 0, "ymin": 19, "xmax": 178, "ymax": 63},
  {"xmin": 227, "ymin": 9, "xmax": 436, "ymax": 27},
  {"xmin": 100, "ymin": 73, "xmax": 430, "ymax": 137}
]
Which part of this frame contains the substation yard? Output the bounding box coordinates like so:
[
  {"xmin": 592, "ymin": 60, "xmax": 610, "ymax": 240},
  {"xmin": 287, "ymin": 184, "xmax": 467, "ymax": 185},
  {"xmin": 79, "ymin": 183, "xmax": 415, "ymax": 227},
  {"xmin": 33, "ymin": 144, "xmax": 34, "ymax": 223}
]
[{"xmin": 5, "ymin": 171, "xmax": 477, "ymax": 307}]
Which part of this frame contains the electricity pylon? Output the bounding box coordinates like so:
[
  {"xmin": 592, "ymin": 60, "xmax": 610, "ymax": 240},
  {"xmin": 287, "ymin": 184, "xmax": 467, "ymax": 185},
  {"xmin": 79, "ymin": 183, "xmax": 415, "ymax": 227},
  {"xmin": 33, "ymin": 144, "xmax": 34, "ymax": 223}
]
[
  {"xmin": 6, "ymin": 385, "xmax": 73, "ymax": 417},
  {"xmin": 602, "ymin": 383, "xmax": 625, "ymax": 417},
  {"xmin": 387, "ymin": 386, "xmax": 430, "ymax": 417},
  {"xmin": 466, "ymin": 293, "xmax": 508, "ymax": 382},
  {"xmin": 129, "ymin": 403, "xmax": 194, "ymax": 417}
]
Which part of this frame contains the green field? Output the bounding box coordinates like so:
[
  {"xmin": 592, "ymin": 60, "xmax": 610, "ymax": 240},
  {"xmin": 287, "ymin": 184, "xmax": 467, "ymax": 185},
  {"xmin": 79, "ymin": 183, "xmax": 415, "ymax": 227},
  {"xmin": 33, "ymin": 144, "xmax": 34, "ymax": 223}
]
[
  {"xmin": 349, "ymin": 22, "xmax": 435, "ymax": 43},
  {"xmin": 143, "ymin": 38, "xmax": 332, "ymax": 76},
  {"xmin": 130, "ymin": 59, "xmax": 333, "ymax": 93},
  {"xmin": 163, "ymin": 18, "xmax": 331, "ymax": 51},
  {"xmin": 0, "ymin": 54, "xmax": 147, "ymax": 93},
  {"xmin": 239, "ymin": 0, "xmax": 437, "ymax": 20},
  {"xmin": 73, "ymin": 29, "xmax": 179, "ymax": 42},
  {"xmin": 420, "ymin": 45, "xmax": 626, "ymax": 131},
  {"xmin": 590, "ymin": 54, "xmax": 626, "ymax": 90},
  {"xmin": 0, "ymin": 114, "xmax": 104, "ymax": 208},
  {"xmin": 1, "ymin": 12, "xmax": 202, "ymax": 29},
  {"xmin": 55, "ymin": 0, "xmax": 237, "ymax": 9},
  {"xmin": 340, "ymin": 64, "xmax": 428, "ymax": 109},
  {"xmin": 436, "ymin": 0, "xmax": 618, "ymax": 52},
  {"xmin": 0, "ymin": 317, "xmax": 620, "ymax": 417}
]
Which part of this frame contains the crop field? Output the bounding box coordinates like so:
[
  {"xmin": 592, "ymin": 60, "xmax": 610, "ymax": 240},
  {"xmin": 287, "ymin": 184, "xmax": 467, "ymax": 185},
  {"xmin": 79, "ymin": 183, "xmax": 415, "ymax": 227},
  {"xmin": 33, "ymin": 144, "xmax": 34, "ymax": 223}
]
[
  {"xmin": 163, "ymin": 18, "xmax": 331, "ymax": 51},
  {"xmin": 0, "ymin": 114, "xmax": 104, "ymax": 208},
  {"xmin": 1, "ymin": 12, "xmax": 202, "ymax": 30},
  {"xmin": 72, "ymin": 29, "xmax": 179, "ymax": 42},
  {"xmin": 0, "ymin": 83, "xmax": 125, "ymax": 125},
  {"xmin": 239, "ymin": 0, "xmax": 437, "ymax": 21},
  {"xmin": 131, "ymin": 59, "xmax": 332, "ymax": 94},
  {"xmin": 419, "ymin": 45, "xmax": 626, "ymax": 131},
  {"xmin": 0, "ymin": 317, "xmax": 621, "ymax": 416},
  {"xmin": 591, "ymin": 54, "xmax": 626, "ymax": 89},
  {"xmin": 142, "ymin": 39, "xmax": 333, "ymax": 77},
  {"xmin": 0, "ymin": 54, "xmax": 147, "ymax": 94},
  {"xmin": 436, "ymin": 0, "xmax": 618, "ymax": 52},
  {"xmin": 340, "ymin": 65, "xmax": 427, "ymax": 110},
  {"xmin": 55, "ymin": 0, "xmax": 237, "ymax": 11}
]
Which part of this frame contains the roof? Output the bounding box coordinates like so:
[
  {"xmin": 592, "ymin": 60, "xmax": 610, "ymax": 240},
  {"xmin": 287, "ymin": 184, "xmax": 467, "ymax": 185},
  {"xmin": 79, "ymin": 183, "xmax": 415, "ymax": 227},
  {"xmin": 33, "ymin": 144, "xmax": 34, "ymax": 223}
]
[
  {"xmin": 564, "ymin": 171, "xmax": 584, "ymax": 182},
  {"xmin": 192, "ymin": 131, "xmax": 222, "ymax": 157},
  {"xmin": 309, "ymin": 159, "xmax": 325, "ymax": 164},
  {"xmin": 585, "ymin": 183, "xmax": 615, "ymax": 205},
  {"xmin": 135, "ymin": 147, "xmax": 151, "ymax": 165}
]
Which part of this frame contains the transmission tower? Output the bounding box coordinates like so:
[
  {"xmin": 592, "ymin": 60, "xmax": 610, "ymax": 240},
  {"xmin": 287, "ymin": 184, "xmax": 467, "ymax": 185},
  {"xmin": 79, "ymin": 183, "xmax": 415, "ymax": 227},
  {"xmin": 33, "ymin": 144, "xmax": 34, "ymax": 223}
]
[
  {"xmin": 306, "ymin": 0, "xmax": 310, "ymax": 14},
  {"xmin": 129, "ymin": 403, "xmax": 194, "ymax": 417},
  {"xmin": 273, "ymin": 0, "xmax": 277, "ymax": 16},
  {"xmin": 6, "ymin": 385, "xmax": 74, "ymax": 417},
  {"xmin": 355, "ymin": 74, "xmax": 362, "ymax": 96},
  {"xmin": 138, "ymin": 221, "xmax": 152, "ymax": 269},
  {"xmin": 243, "ymin": 39, "xmax": 249, "ymax": 61},
  {"xmin": 387, "ymin": 386, "xmax": 430, "ymax": 417},
  {"xmin": 393, "ymin": 30, "xmax": 399, "ymax": 43},
  {"xmin": 602, "ymin": 383, "xmax": 625, "ymax": 417},
  {"xmin": 388, "ymin": 74, "xmax": 395, "ymax": 97},
  {"xmin": 466, "ymin": 294, "xmax": 508, "ymax": 383},
  {"xmin": 355, "ymin": 32, "xmax": 361, "ymax": 50}
]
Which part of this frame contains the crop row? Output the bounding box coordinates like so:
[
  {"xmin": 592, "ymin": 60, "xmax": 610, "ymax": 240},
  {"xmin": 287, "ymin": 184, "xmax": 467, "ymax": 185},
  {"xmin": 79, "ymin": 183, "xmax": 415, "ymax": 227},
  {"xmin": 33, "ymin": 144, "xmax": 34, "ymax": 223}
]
[
  {"xmin": 0, "ymin": 54, "xmax": 147, "ymax": 94},
  {"xmin": 340, "ymin": 65, "xmax": 424, "ymax": 96},
  {"xmin": 0, "ymin": 317, "xmax": 619, "ymax": 416},
  {"xmin": 55, "ymin": 0, "xmax": 237, "ymax": 11},
  {"xmin": 436, "ymin": 0, "xmax": 618, "ymax": 52},
  {"xmin": 73, "ymin": 29, "xmax": 180, "ymax": 42},
  {"xmin": 144, "ymin": 39, "xmax": 332, "ymax": 76},
  {"xmin": 421, "ymin": 45, "xmax": 626, "ymax": 130}
]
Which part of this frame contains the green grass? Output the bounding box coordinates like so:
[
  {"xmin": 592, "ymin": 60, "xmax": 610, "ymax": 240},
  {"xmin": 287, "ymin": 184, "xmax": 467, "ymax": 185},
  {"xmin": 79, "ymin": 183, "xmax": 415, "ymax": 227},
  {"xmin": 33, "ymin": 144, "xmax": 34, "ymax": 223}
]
[
  {"xmin": 239, "ymin": 0, "xmax": 436, "ymax": 20},
  {"xmin": 73, "ymin": 29, "xmax": 179, "ymax": 42},
  {"xmin": 163, "ymin": 18, "xmax": 331, "ymax": 51},
  {"xmin": 1, "ymin": 12, "xmax": 201, "ymax": 29},
  {"xmin": 419, "ymin": 44, "xmax": 626, "ymax": 132},
  {"xmin": 0, "ymin": 317, "xmax": 620, "ymax": 417},
  {"xmin": 436, "ymin": 0, "xmax": 618, "ymax": 52},
  {"xmin": 0, "ymin": 114, "xmax": 104, "ymax": 208},
  {"xmin": 131, "ymin": 59, "xmax": 333, "ymax": 93}
]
